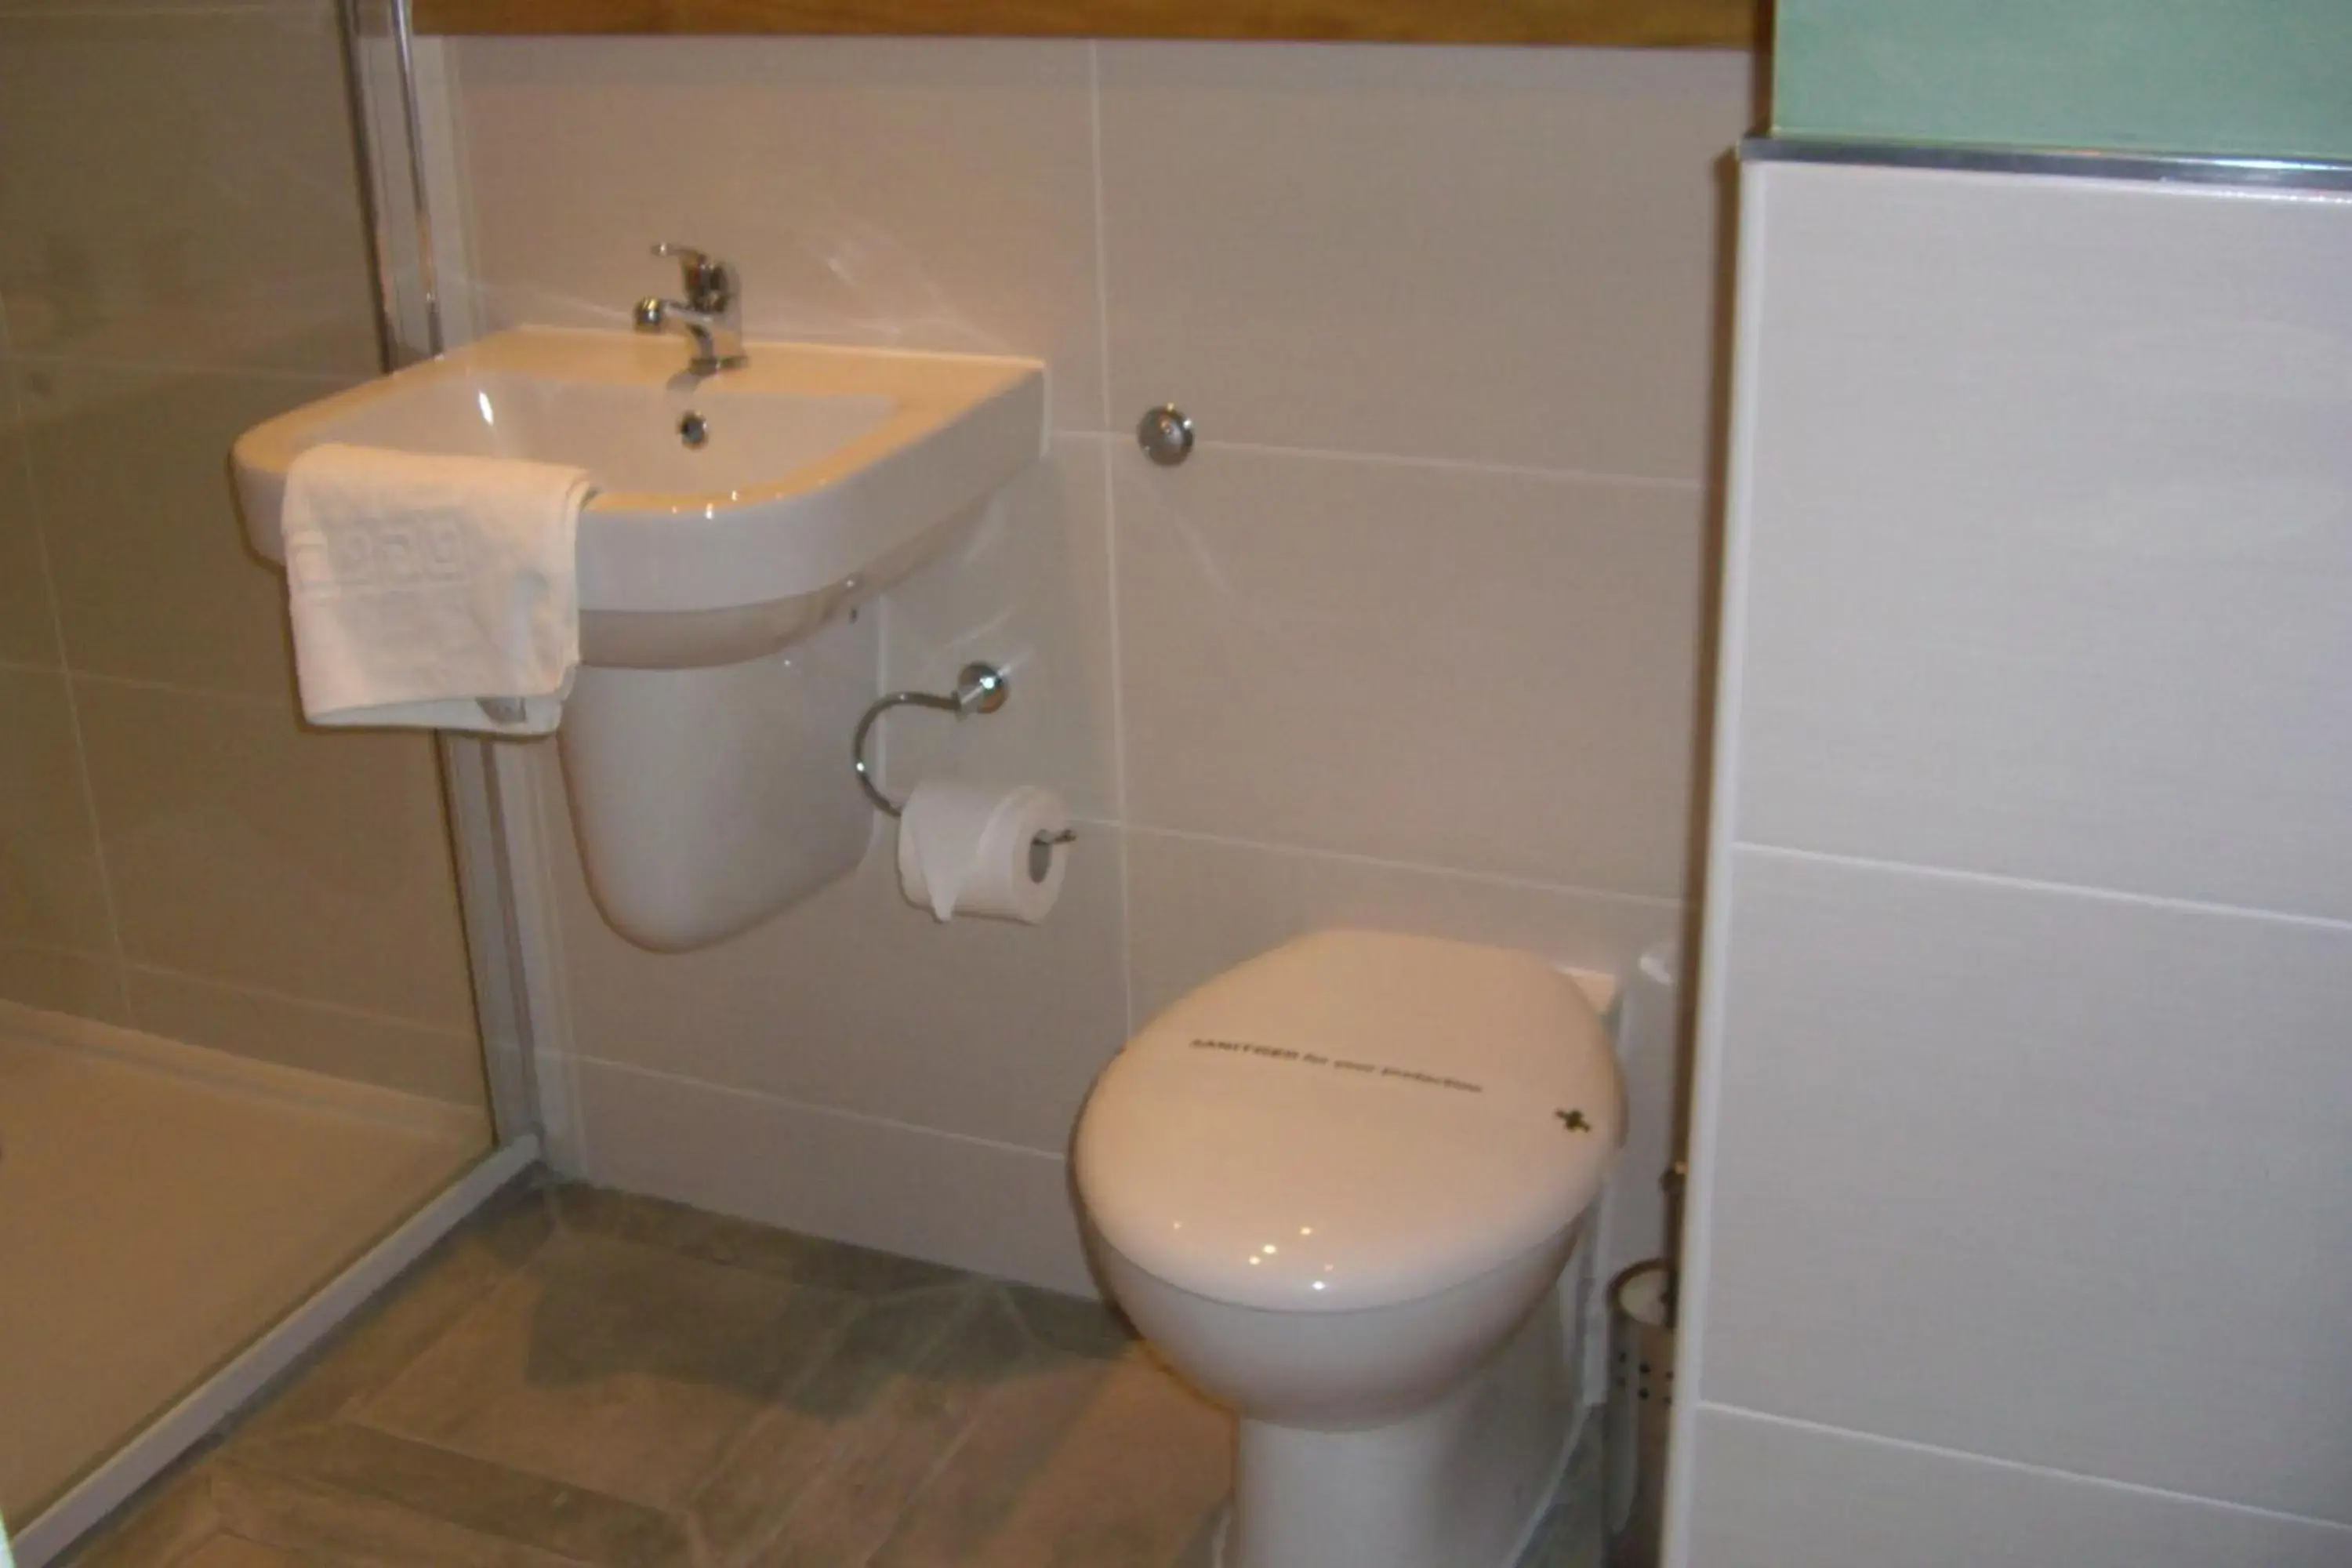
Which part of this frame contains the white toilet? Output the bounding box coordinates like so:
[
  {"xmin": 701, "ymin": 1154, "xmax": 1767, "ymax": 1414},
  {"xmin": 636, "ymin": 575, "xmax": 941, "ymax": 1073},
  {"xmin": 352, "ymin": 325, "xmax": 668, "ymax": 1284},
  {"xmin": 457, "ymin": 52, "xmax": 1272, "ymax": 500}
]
[{"xmin": 1073, "ymin": 930, "xmax": 1624, "ymax": 1568}]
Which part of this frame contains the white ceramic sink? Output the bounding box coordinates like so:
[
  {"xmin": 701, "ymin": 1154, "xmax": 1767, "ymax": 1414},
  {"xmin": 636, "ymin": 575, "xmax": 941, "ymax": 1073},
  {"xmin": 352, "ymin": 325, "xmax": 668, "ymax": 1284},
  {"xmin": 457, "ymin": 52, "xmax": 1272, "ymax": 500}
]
[{"xmin": 232, "ymin": 326, "xmax": 1046, "ymax": 668}]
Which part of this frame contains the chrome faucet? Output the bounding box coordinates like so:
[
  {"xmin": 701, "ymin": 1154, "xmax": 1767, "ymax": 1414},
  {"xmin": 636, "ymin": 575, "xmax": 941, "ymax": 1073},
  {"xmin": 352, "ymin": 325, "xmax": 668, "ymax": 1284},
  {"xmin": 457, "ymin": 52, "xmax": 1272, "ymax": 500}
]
[{"xmin": 633, "ymin": 243, "xmax": 747, "ymax": 375}]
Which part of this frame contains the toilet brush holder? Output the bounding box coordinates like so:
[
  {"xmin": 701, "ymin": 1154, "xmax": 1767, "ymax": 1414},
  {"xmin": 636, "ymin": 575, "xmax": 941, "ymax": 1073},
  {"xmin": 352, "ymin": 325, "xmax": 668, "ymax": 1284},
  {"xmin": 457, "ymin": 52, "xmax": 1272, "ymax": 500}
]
[{"xmin": 1605, "ymin": 1259, "xmax": 1675, "ymax": 1568}]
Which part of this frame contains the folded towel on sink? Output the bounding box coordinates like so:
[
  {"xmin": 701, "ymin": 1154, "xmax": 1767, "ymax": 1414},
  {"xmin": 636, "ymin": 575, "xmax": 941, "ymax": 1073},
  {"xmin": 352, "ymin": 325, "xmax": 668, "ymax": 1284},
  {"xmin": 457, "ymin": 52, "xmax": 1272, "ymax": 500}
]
[{"xmin": 281, "ymin": 443, "xmax": 593, "ymax": 735}]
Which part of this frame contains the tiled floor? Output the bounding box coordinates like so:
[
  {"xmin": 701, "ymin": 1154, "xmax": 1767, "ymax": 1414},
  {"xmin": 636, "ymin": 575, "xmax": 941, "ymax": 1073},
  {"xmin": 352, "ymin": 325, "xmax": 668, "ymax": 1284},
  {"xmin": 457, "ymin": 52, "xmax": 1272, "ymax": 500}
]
[{"xmin": 63, "ymin": 1180, "xmax": 1601, "ymax": 1568}]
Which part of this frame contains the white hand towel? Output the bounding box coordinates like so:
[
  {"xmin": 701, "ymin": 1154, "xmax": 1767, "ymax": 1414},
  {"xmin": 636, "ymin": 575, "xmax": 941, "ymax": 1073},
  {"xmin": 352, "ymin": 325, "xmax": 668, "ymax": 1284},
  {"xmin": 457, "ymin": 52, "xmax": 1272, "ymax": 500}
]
[{"xmin": 282, "ymin": 443, "xmax": 593, "ymax": 735}]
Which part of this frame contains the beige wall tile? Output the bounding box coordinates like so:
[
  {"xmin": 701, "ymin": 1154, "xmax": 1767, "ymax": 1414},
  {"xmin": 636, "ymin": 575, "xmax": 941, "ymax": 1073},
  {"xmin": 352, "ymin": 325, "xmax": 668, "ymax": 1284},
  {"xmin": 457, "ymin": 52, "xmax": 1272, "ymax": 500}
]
[
  {"xmin": 454, "ymin": 36, "xmax": 1105, "ymax": 431},
  {"xmin": 16, "ymin": 361, "xmax": 327, "ymax": 701},
  {"xmin": 1701, "ymin": 850, "xmax": 2352, "ymax": 1523},
  {"xmin": 125, "ymin": 966, "xmax": 485, "ymax": 1107},
  {"xmin": 0, "ymin": 940, "xmax": 124, "ymax": 1022},
  {"xmin": 0, "ymin": 394, "xmax": 59, "ymax": 668},
  {"xmin": 541, "ymin": 748, "xmax": 1127, "ymax": 1153},
  {"xmin": 1098, "ymin": 43, "xmax": 1753, "ymax": 479},
  {"xmin": 880, "ymin": 434, "xmax": 1119, "ymax": 822},
  {"xmin": 550, "ymin": 1184, "xmax": 965, "ymax": 1298},
  {"xmin": 572, "ymin": 1058, "xmax": 1094, "ymax": 1294},
  {"xmin": 0, "ymin": 9, "xmax": 379, "ymax": 379},
  {"xmin": 74, "ymin": 679, "xmax": 477, "ymax": 1031},
  {"xmin": 1731, "ymin": 165, "xmax": 2352, "ymax": 923},
  {"xmin": 1123, "ymin": 827, "xmax": 1678, "ymax": 1028},
  {"xmin": 0, "ymin": 666, "xmax": 111, "ymax": 953},
  {"xmin": 1115, "ymin": 445, "xmax": 1708, "ymax": 899},
  {"xmin": 1686, "ymin": 1406, "xmax": 2352, "ymax": 1568}
]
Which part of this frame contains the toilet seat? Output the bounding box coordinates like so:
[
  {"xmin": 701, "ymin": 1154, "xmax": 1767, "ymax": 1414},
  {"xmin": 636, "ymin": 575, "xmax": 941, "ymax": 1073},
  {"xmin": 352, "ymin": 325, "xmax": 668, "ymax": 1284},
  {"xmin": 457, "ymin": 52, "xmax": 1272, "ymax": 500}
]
[{"xmin": 1075, "ymin": 930, "xmax": 1621, "ymax": 1314}]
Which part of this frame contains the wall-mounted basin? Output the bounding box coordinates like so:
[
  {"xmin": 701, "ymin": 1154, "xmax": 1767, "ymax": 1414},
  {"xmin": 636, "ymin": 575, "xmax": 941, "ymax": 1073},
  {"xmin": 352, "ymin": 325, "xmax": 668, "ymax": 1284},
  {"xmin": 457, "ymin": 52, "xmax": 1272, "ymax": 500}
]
[
  {"xmin": 230, "ymin": 325, "xmax": 1047, "ymax": 952},
  {"xmin": 232, "ymin": 326, "xmax": 1046, "ymax": 669}
]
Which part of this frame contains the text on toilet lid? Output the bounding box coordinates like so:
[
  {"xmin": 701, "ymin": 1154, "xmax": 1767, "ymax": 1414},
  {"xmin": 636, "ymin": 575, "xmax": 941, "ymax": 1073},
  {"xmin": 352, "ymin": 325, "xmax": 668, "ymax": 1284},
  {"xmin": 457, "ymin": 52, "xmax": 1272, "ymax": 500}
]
[{"xmin": 1188, "ymin": 1037, "xmax": 1485, "ymax": 1095}]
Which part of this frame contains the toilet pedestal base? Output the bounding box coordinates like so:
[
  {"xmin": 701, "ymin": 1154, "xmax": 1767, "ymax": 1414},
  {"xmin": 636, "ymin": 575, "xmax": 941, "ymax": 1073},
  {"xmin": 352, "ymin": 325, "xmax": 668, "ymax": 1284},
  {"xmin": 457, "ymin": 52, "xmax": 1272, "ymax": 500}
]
[{"xmin": 1221, "ymin": 1283, "xmax": 1576, "ymax": 1568}]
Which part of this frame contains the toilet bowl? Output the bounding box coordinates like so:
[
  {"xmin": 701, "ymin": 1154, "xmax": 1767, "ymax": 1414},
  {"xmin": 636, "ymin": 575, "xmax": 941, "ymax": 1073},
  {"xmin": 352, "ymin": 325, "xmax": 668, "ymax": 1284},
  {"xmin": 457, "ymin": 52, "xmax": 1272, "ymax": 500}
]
[{"xmin": 1073, "ymin": 931, "xmax": 1624, "ymax": 1568}]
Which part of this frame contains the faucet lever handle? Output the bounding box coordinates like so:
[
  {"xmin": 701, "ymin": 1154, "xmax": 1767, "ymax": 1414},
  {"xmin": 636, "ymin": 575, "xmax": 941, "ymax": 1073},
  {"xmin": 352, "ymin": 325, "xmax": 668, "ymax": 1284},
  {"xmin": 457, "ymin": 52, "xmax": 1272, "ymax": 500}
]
[{"xmin": 652, "ymin": 243, "xmax": 731, "ymax": 310}]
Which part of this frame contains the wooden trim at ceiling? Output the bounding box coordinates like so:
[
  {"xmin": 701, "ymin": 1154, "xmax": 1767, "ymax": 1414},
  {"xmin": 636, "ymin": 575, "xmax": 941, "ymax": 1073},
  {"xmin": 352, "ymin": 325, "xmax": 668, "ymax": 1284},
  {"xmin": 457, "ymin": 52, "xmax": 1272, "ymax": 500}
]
[{"xmin": 410, "ymin": 0, "xmax": 1760, "ymax": 48}]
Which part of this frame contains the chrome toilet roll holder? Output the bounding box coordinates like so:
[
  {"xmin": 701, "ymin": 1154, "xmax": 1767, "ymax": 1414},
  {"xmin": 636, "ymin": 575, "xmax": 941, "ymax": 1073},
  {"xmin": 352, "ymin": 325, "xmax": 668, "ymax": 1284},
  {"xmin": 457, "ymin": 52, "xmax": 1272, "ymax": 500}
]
[{"xmin": 851, "ymin": 662, "xmax": 1078, "ymax": 848}]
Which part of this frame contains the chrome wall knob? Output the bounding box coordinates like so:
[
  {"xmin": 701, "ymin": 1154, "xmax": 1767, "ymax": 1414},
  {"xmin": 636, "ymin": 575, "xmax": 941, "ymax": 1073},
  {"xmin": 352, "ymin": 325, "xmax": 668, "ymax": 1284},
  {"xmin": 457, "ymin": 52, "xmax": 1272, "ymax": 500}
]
[{"xmin": 1137, "ymin": 404, "xmax": 1195, "ymax": 466}]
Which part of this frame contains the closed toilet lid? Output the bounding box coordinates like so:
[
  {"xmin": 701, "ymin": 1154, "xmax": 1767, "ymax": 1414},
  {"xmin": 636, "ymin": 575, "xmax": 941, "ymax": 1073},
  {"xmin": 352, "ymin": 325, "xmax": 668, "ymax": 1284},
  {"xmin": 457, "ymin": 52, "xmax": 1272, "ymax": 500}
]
[{"xmin": 1074, "ymin": 930, "xmax": 1622, "ymax": 1313}]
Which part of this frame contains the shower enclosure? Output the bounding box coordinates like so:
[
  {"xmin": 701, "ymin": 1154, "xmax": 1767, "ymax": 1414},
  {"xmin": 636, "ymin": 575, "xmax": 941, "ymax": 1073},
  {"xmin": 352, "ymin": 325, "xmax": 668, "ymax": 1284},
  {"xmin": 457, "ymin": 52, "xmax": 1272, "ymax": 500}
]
[{"xmin": 0, "ymin": 4, "xmax": 535, "ymax": 1559}]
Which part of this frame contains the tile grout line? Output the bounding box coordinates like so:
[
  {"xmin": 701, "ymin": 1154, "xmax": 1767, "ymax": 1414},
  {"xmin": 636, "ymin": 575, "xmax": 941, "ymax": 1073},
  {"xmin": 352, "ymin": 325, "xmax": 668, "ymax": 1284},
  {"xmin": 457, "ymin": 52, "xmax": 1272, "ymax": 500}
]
[
  {"xmin": 0, "ymin": 327, "xmax": 140, "ymax": 1025},
  {"xmin": 0, "ymin": 934, "xmax": 113, "ymax": 966},
  {"xmin": 0, "ymin": 659, "xmax": 297, "ymax": 714},
  {"xmin": 0, "ymin": 4, "xmax": 319, "ymax": 17},
  {"xmin": 1086, "ymin": 38, "xmax": 1116, "ymax": 440},
  {"xmin": 1084, "ymin": 44, "xmax": 1139, "ymax": 1041},
  {"xmin": 739, "ymin": 1287, "xmax": 995, "ymax": 1568},
  {"xmin": 1736, "ymin": 840, "xmax": 2352, "ymax": 937},
  {"xmin": 683, "ymin": 1323, "xmax": 837, "ymax": 1568},
  {"xmin": 847, "ymin": 1306, "xmax": 1015, "ymax": 1568},
  {"xmin": 346, "ymin": 1225, "xmax": 557, "ymax": 1430},
  {"xmin": 1204, "ymin": 436, "xmax": 1709, "ymax": 495},
  {"xmin": 1121, "ymin": 820, "xmax": 1686, "ymax": 912},
  {"xmin": 570, "ymin": 1053, "xmax": 1073, "ymax": 1164},
  {"xmin": 207, "ymin": 1433, "xmax": 626, "ymax": 1568},
  {"xmin": 67, "ymin": 667, "xmax": 296, "ymax": 712},
  {"xmin": 0, "ymin": 999, "xmax": 487, "ymax": 1142},
  {"xmin": 1694, "ymin": 1401, "xmax": 2352, "ymax": 1537},
  {"xmin": 119, "ymin": 956, "xmax": 478, "ymax": 1040},
  {"xmin": 868, "ymin": 1410, "xmax": 989, "ymax": 1568},
  {"xmin": 1096, "ymin": 438, "xmax": 1138, "ymax": 1040},
  {"xmin": 2, "ymin": 347, "xmax": 367, "ymax": 389},
  {"xmin": 688, "ymin": 1279, "xmax": 956, "ymax": 1568},
  {"xmin": 1051, "ymin": 422, "xmax": 1698, "ymax": 497}
]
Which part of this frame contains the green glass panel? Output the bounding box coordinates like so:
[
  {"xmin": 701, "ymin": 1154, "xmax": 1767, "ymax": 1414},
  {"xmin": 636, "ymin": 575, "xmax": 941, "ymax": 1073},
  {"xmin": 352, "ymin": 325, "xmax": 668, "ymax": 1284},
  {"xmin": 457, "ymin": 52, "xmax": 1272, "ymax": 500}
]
[{"xmin": 1775, "ymin": 1, "xmax": 2352, "ymax": 161}]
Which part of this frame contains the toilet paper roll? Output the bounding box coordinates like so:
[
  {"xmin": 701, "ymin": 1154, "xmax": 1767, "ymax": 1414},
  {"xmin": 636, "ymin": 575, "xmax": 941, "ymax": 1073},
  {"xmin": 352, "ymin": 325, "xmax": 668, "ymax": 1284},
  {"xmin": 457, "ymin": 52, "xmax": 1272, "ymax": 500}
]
[{"xmin": 896, "ymin": 780, "xmax": 1071, "ymax": 924}]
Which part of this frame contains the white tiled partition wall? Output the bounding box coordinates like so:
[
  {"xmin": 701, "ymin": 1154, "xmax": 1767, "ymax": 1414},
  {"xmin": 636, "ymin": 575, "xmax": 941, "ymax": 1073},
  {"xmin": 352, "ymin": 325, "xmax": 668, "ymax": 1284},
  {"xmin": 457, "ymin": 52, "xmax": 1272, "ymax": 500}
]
[
  {"xmin": 431, "ymin": 38, "xmax": 1754, "ymax": 1291},
  {"xmin": 1671, "ymin": 159, "xmax": 2352, "ymax": 1564}
]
